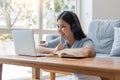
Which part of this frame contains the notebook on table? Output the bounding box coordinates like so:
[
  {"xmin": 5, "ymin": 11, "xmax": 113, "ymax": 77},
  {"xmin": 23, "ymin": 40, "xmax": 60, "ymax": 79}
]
[{"xmin": 12, "ymin": 30, "xmax": 53, "ymax": 57}]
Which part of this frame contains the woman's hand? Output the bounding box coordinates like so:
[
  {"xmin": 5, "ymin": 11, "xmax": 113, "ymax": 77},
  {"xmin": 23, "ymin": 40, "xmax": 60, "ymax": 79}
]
[
  {"xmin": 54, "ymin": 44, "xmax": 66, "ymax": 52},
  {"xmin": 39, "ymin": 41, "xmax": 46, "ymax": 47},
  {"xmin": 36, "ymin": 41, "xmax": 54, "ymax": 54}
]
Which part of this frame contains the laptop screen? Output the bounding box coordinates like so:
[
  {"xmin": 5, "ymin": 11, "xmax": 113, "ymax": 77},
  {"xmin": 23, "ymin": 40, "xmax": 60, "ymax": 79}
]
[{"xmin": 12, "ymin": 30, "xmax": 37, "ymax": 56}]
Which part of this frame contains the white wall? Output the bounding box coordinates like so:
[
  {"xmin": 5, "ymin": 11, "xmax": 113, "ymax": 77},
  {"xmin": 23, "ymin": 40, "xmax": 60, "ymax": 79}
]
[
  {"xmin": 93, "ymin": 0, "xmax": 120, "ymax": 19},
  {"xmin": 80, "ymin": 0, "xmax": 120, "ymax": 33}
]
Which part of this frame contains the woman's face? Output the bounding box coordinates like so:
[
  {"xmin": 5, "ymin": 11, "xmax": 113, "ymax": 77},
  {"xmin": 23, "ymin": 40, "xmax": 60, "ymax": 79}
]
[{"xmin": 57, "ymin": 19, "xmax": 74, "ymax": 40}]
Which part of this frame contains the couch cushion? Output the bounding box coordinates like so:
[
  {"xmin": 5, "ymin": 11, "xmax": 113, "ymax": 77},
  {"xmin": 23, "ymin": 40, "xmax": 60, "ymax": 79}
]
[
  {"xmin": 96, "ymin": 54, "xmax": 120, "ymax": 58},
  {"xmin": 87, "ymin": 19, "xmax": 120, "ymax": 54},
  {"xmin": 110, "ymin": 27, "xmax": 120, "ymax": 56}
]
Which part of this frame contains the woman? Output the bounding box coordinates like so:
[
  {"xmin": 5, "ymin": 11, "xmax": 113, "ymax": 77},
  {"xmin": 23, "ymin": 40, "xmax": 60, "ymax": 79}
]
[
  {"xmin": 37, "ymin": 11, "xmax": 96, "ymax": 80},
  {"xmin": 37, "ymin": 11, "xmax": 95, "ymax": 57}
]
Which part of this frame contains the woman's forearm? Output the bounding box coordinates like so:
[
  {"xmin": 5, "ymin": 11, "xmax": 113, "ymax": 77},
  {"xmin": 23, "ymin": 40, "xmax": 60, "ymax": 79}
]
[
  {"xmin": 63, "ymin": 47, "xmax": 95, "ymax": 57},
  {"xmin": 36, "ymin": 46, "xmax": 54, "ymax": 54}
]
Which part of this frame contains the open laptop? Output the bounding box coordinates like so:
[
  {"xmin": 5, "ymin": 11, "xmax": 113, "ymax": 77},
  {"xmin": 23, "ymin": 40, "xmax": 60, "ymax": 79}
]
[{"xmin": 12, "ymin": 30, "xmax": 53, "ymax": 57}]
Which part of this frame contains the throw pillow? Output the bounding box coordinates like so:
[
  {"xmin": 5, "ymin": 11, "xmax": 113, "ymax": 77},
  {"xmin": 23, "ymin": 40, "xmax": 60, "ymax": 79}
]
[{"xmin": 110, "ymin": 27, "xmax": 120, "ymax": 56}]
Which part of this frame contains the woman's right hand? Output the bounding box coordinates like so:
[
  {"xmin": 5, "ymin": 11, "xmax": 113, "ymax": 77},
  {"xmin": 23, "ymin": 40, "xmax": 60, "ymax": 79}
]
[{"xmin": 39, "ymin": 41, "xmax": 46, "ymax": 47}]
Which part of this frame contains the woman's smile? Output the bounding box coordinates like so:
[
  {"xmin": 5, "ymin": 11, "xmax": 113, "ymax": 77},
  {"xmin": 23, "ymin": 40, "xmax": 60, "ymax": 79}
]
[{"xmin": 57, "ymin": 19, "xmax": 74, "ymax": 40}]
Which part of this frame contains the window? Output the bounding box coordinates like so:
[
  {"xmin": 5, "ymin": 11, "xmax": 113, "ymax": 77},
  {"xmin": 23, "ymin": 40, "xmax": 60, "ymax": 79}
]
[
  {"xmin": 0, "ymin": 0, "xmax": 80, "ymax": 79},
  {"xmin": 42, "ymin": 0, "xmax": 76, "ymax": 30},
  {"xmin": 0, "ymin": 0, "xmax": 39, "ymax": 55},
  {"xmin": 0, "ymin": 0, "xmax": 37, "ymax": 28},
  {"xmin": 0, "ymin": 0, "xmax": 79, "ymax": 54}
]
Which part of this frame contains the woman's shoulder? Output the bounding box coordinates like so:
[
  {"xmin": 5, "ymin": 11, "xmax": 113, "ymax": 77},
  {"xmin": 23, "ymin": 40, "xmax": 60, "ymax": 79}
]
[{"xmin": 77, "ymin": 37, "xmax": 92, "ymax": 42}]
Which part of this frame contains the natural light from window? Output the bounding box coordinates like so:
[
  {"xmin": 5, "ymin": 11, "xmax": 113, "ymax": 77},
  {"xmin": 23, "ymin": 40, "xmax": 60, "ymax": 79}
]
[
  {"xmin": 0, "ymin": 0, "xmax": 38, "ymax": 29},
  {"xmin": 0, "ymin": 0, "xmax": 79, "ymax": 79}
]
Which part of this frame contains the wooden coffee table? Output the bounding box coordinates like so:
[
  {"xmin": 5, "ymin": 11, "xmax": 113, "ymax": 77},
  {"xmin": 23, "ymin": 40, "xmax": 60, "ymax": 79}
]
[{"xmin": 0, "ymin": 55, "xmax": 120, "ymax": 80}]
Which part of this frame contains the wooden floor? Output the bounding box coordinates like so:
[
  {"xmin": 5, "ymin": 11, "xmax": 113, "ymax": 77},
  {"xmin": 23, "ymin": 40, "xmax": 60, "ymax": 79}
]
[
  {"xmin": 2, "ymin": 64, "xmax": 70, "ymax": 80},
  {"xmin": 7, "ymin": 76, "xmax": 71, "ymax": 80},
  {"xmin": 2, "ymin": 64, "xmax": 101, "ymax": 80}
]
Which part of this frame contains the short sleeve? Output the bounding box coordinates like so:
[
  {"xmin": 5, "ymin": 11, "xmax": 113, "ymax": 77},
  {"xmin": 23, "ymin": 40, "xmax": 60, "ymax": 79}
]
[
  {"xmin": 72, "ymin": 38, "xmax": 94, "ymax": 48},
  {"xmin": 45, "ymin": 37, "xmax": 61, "ymax": 48},
  {"xmin": 82, "ymin": 38, "xmax": 94, "ymax": 48}
]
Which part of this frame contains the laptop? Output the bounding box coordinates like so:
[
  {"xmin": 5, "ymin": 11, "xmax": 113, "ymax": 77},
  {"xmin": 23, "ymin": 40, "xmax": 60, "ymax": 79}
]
[{"xmin": 12, "ymin": 30, "xmax": 53, "ymax": 57}]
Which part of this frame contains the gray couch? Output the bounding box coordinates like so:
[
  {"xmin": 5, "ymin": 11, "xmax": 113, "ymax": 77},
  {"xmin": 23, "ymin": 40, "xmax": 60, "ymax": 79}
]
[
  {"xmin": 46, "ymin": 19, "xmax": 120, "ymax": 58},
  {"xmin": 88, "ymin": 19, "xmax": 120, "ymax": 58}
]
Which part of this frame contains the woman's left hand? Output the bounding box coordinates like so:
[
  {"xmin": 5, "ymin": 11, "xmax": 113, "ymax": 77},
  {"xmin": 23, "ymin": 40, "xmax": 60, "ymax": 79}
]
[{"xmin": 54, "ymin": 44, "xmax": 66, "ymax": 52}]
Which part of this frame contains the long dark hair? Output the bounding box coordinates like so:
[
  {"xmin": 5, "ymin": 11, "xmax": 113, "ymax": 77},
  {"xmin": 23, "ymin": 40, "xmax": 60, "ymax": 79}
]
[{"xmin": 57, "ymin": 11, "xmax": 86, "ymax": 40}]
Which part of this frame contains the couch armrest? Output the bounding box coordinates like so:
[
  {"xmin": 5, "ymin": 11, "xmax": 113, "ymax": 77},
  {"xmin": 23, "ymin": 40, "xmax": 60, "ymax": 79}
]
[{"xmin": 46, "ymin": 34, "xmax": 59, "ymax": 42}]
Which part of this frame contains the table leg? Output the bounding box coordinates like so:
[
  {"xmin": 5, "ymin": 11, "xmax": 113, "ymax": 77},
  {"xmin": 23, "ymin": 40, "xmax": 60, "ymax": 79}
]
[
  {"xmin": 32, "ymin": 67, "xmax": 40, "ymax": 80},
  {"xmin": 50, "ymin": 72, "xmax": 55, "ymax": 80},
  {"xmin": 0, "ymin": 64, "xmax": 2, "ymax": 80},
  {"xmin": 101, "ymin": 77, "xmax": 110, "ymax": 80}
]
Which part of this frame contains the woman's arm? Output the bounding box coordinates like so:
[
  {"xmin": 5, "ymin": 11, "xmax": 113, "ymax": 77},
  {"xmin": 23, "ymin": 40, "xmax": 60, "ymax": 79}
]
[
  {"xmin": 36, "ymin": 41, "xmax": 54, "ymax": 54},
  {"xmin": 36, "ymin": 45, "xmax": 54, "ymax": 54},
  {"xmin": 36, "ymin": 37, "xmax": 62, "ymax": 54},
  {"xmin": 36, "ymin": 41, "xmax": 66, "ymax": 54},
  {"xmin": 59, "ymin": 46, "xmax": 95, "ymax": 57}
]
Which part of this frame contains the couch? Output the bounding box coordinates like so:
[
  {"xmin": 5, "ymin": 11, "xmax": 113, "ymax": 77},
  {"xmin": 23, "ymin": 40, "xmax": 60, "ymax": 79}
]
[
  {"xmin": 88, "ymin": 19, "xmax": 120, "ymax": 58},
  {"xmin": 45, "ymin": 19, "xmax": 120, "ymax": 80}
]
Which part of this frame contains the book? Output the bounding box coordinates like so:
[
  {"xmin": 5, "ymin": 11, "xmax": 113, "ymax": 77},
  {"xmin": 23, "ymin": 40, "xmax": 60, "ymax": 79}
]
[{"xmin": 54, "ymin": 50, "xmax": 85, "ymax": 58}]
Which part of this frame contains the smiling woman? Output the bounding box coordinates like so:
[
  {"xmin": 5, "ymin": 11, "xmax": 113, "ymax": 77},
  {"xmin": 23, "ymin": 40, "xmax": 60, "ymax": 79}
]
[{"xmin": 36, "ymin": 11, "xmax": 95, "ymax": 80}]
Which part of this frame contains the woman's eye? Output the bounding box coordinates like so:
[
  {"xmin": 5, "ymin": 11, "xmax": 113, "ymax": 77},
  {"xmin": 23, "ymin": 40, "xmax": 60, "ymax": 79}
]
[
  {"xmin": 57, "ymin": 25, "xmax": 65, "ymax": 29},
  {"xmin": 61, "ymin": 26, "xmax": 65, "ymax": 28}
]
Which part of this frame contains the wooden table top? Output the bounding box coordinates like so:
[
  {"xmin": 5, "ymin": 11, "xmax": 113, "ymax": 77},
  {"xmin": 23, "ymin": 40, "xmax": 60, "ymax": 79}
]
[{"xmin": 0, "ymin": 55, "xmax": 120, "ymax": 73}]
